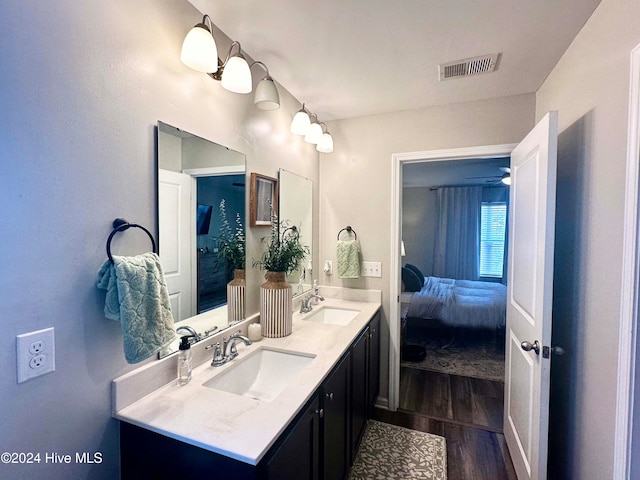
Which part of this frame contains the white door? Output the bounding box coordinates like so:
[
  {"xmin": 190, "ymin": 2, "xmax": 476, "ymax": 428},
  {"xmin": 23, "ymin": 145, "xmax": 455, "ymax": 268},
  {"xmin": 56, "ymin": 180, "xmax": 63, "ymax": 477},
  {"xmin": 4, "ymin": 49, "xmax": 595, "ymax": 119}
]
[
  {"xmin": 159, "ymin": 169, "xmax": 195, "ymax": 322},
  {"xmin": 504, "ymin": 111, "xmax": 558, "ymax": 480}
]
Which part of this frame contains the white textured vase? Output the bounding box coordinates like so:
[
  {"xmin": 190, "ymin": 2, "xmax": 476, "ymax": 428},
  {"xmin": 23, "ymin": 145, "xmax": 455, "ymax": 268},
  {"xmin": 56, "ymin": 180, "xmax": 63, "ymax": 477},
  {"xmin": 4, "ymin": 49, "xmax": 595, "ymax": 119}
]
[
  {"xmin": 227, "ymin": 269, "xmax": 245, "ymax": 324},
  {"xmin": 260, "ymin": 271, "xmax": 293, "ymax": 337}
]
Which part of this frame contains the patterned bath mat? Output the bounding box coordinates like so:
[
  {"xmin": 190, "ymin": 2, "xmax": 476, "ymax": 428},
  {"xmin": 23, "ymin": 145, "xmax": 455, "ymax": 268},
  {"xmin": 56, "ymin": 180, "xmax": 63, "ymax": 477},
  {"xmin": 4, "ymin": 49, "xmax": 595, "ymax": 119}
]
[
  {"xmin": 402, "ymin": 331, "xmax": 505, "ymax": 382},
  {"xmin": 349, "ymin": 420, "xmax": 447, "ymax": 479}
]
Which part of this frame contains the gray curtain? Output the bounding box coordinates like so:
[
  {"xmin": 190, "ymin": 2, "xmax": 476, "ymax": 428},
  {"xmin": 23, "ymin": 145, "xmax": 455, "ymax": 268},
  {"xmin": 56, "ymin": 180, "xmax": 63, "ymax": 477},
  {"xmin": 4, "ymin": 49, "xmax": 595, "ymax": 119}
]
[{"xmin": 432, "ymin": 186, "xmax": 482, "ymax": 280}]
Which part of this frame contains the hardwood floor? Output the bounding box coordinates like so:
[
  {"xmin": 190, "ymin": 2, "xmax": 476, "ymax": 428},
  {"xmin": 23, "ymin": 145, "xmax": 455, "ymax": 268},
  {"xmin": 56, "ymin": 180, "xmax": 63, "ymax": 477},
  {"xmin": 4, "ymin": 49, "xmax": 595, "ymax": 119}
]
[
  {"xmin": 375, "ymin": 366, "xmax": 517, "ymax": 480},
  {"xmin": 400, "ymin": 367, "xmax": 504, "ymax": 432}
]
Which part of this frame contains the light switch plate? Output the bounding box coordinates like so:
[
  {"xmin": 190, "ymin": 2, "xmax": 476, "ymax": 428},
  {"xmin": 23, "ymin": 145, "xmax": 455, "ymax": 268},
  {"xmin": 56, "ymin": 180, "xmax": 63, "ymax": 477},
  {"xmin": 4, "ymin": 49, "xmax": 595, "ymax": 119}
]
[{"xmin": 362, "ymin": 261, "xmax": 382, "ymax": 277}]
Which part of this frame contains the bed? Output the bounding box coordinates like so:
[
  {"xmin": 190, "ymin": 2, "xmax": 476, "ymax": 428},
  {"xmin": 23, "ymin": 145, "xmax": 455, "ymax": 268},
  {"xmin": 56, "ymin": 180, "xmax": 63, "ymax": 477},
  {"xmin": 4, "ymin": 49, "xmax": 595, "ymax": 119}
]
[{"xmin": 403, "ymin": 271, "xmax": 507, "ymax": 330}]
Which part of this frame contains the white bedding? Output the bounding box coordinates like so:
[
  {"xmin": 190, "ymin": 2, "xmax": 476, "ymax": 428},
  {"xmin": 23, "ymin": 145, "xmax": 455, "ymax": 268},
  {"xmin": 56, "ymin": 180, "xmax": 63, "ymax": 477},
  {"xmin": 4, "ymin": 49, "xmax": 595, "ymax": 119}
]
[{"xmin": 406, "ymin": 276, "xmax": 507, "ymax": 329}]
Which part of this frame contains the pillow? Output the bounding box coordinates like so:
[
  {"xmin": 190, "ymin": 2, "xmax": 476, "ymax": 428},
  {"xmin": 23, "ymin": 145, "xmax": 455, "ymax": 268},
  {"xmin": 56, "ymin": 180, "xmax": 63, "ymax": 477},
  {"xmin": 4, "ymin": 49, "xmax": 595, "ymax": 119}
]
[
  {"xmin": 402, "ymin": 267, "xmax": 423, "ymax": 292},
  {"xmin": 405, "ymin": 263, "xmax": 425, "ymax": 282}
]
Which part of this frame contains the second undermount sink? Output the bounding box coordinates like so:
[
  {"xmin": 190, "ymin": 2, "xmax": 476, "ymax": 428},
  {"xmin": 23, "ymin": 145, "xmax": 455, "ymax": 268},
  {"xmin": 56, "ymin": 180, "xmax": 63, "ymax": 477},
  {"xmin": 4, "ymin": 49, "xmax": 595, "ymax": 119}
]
[
  {"xmin": 302, "ymin": 307, "xmax": 360, "ymax": 326},
  {"xmin": 202, "ymin": 347, "xmax": 315, "ymax": 402}
]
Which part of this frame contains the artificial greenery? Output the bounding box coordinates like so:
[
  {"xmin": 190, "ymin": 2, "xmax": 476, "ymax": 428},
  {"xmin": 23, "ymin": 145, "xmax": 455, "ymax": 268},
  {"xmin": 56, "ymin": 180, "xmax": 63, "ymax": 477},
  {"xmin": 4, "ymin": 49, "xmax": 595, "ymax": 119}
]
[
  {"xmin": 217, "ymin": 199, "xmax": 245, "ymax": 271},
  {"xmin": 253, "ymin": 208, "xmax": 308, "ymax": 275}
]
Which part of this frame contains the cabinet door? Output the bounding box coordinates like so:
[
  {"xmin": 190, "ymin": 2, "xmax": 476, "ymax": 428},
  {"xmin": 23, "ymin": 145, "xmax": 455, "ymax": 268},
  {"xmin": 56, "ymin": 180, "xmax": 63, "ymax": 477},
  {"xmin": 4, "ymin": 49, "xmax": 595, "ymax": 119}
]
[
  {"xmin": 367, "ymin": 311, "xmax": 381, "ymax": 412},
  {"xmin": 350, "ymin": 326, "xmax": 369, "ymax": 460},
  {"xmin": 263, "ymin": 394, "xmax": 321, "ymax": 480},
  {"xmin": 322, "ymin": 351, "xmax": 351, "ymax": 480}
]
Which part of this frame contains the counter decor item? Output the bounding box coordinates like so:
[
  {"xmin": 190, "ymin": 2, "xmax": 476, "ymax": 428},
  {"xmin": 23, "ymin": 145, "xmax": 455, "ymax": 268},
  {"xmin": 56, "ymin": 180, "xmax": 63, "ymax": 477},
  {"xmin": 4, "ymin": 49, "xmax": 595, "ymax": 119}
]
[
  {"xmin": 217, "ymin": 200, "xmax": 246, "ymax": 323},
  {"xmin": 248, "ymin": 323, "xmax": 262, "ymax": 342},
  {"xmin": 254, "ymin": 210, "xmax": 308, "ymax": 337}
]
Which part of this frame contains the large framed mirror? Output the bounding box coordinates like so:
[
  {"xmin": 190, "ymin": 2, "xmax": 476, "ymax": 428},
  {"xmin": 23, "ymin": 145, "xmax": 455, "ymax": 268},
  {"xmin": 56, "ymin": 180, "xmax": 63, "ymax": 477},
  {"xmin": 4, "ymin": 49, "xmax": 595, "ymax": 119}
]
[
  {"xmin": 278, "ymin": 169, "xmax": 313, "ymax": 296},
  {"xmin": 157, "ymin": 121, "xmax": 246, "ymax": 357}
]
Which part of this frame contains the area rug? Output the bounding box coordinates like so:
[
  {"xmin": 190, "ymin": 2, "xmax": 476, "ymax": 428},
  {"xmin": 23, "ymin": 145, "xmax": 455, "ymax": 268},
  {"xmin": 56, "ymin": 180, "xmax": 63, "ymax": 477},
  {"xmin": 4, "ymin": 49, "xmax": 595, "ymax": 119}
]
[
  {"xmin": 401, "ymin": 336, "xmax": 505, "ymax": 382},
  {"xmin": 349, "ymin": 420, "xmax": 447, "ymax": 480}
]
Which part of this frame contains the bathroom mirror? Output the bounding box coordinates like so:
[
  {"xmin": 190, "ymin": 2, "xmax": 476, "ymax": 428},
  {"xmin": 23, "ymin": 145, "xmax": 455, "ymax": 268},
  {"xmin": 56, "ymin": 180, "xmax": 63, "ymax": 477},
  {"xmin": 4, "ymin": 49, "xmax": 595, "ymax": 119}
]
[
  {"xmin": 278, "ymin": 169, "xmax": 313, "ymax": 296},
  {"xmin": 157, "ymin": 121, "xmax": 246, "ymax": 357}
]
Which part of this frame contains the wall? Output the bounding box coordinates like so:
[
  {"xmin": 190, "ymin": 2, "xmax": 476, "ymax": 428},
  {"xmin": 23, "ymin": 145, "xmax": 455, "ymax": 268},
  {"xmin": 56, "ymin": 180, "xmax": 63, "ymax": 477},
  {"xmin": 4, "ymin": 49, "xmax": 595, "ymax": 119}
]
[
  {"xmin": 535, "ymin": 0, "xmax": 640, "ymax": 477},
  {"xmin": 320, "ymin": 93, "xmax": 536, "ymax": 401},
  {"xmin": 0, "ymin": 1, "xmax": 318, "ymax": 478},
  {"xmin": 402, "ymin": 187, "xmax": 437, "ymax": 275}
]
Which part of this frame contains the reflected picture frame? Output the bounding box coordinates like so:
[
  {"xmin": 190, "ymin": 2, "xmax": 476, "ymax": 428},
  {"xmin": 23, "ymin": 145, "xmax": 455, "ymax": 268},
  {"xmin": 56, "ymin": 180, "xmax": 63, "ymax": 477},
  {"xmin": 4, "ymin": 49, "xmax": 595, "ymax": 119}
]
[{"xmin": 250, "ymin": 172, "xmax": 278, "ymax": 227}]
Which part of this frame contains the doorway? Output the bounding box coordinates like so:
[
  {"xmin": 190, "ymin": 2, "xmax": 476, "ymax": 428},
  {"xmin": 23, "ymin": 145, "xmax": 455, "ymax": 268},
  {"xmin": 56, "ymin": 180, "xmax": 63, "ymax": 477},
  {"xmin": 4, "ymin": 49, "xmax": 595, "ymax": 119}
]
[
  {"xmin": 399, "ymin": 156, "xmax": 510, "ymax": 432},
  {"xmin": 389, "ymin": 144, "xmax": 517, "ymax": 411}
]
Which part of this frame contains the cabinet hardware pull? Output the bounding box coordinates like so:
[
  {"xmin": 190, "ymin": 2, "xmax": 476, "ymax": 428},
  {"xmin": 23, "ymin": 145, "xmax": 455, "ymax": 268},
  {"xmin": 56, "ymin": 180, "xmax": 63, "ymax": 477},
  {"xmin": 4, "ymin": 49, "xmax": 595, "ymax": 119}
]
[
  {"xmin": 326, "ymin": 392, "xmax": 334, "ymax": 401},
  {"xmin": 316, "ymin": 408, "xmax": 324, "ymax": 418}
]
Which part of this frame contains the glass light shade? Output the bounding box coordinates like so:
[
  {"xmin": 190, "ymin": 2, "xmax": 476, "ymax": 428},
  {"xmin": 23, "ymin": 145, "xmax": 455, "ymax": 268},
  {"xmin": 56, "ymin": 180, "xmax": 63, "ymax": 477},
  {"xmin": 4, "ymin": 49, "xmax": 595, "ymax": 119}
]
[
  {"xmin": 254, "ymin": 77, "xmax": 280, "ymax": 110},
  {"xmin": 401, "ymin": 241, "xmax": 406, "ymax": 257},
  {"xmin": 180, "ymin": 24, "xmax": 218, "ymax": 73},
  {"xmin": 221, "ymin": 55, "xmax": 252, "ymax": 93},
  {"xmin": 316, "ymin": 132, "xmax": 334, "ymax": 153},
  {"xmin": 501, "ymin": 174, "xmax": 511, "ymax": 185},
  {"xmin": 304, "ymin": 122, "xmax": 324, "ymax": 144},
  {"xmin": 291, "ymin": 109, "xmax": 311, "ymax": 135}
]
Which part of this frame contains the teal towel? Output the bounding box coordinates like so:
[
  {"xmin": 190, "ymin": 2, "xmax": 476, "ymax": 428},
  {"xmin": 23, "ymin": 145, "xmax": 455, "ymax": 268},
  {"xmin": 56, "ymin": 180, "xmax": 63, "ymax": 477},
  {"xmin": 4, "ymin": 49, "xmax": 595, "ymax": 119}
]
[
  {"xmin": 97, "ymin": 252, "xmax": 176, "ymax": 364},
  {"xmin": 337, "ymin": 240, "xmax": 361, "ymax": 279}
]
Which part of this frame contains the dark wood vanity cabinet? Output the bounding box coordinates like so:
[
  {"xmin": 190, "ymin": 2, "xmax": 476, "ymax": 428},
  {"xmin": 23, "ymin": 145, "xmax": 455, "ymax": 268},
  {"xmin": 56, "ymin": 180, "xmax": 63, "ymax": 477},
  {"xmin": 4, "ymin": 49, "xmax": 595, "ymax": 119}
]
[
  {"xmin": 321, "ymin": 352, "xmax": 351, "ymax": 480},
  {"xmin": 368, "ymin": 311, "xmax": 380, "ymax": 413},
  {"xmin": 351, "ymin": 309, "xmax": 381, "ymax": 458},
  {"xmin": 120, "ymin": 309, "xmax": 381, "ymax": 480},
  {"xmin": 263, "ymin": 395, "xmax": 321, "ymax": 480},
  {"xmin": 350, "ymin": 327, "xmax": 368, "ymax": 460}
]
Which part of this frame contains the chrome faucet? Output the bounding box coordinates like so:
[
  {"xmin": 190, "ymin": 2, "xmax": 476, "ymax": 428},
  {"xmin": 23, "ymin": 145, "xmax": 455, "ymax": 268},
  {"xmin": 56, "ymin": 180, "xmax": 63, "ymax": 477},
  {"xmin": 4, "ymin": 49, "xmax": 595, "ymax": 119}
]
[
  {"xmin": 299, "ymin": 293, "xmax": 325, "ymax": 313},
  {"xmin": 211, "ymin": 331, "xmax": 252, "ymax": 367},
  {"xmin": 176, "ymin": 326, "xmax": 200, "ymax": 343}
]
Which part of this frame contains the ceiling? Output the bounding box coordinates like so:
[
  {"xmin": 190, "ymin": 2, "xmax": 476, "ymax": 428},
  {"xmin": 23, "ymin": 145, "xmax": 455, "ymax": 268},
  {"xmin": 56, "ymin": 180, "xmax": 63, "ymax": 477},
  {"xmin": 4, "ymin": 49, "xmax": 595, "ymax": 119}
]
[
  {"xmin": 189, "ymin": 0, "xmax": 601, "ymax": 122},
  {"xmin": 403, "ymin": 157, "xmax": 510, "ymax": 188}
]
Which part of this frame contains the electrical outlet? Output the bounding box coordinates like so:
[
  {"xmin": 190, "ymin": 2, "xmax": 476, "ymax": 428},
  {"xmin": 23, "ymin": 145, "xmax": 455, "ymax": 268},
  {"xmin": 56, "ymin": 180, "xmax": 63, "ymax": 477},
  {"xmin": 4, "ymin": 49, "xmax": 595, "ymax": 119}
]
[
  {"xmin": 17, "ymin": 327, "xmax": 55, "ymax": 383},
  {"xmin": 30, "ymin": 340, "xmax": 44, "ymax": 355},
  {"xmin": 362, "ymin": 261, "xmax": 382, "ymax": 277}
]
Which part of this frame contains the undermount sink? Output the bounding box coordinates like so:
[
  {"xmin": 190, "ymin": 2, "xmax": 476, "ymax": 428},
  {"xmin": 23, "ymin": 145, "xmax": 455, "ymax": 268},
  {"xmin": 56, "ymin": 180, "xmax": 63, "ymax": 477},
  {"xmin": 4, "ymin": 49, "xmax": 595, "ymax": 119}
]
[
  {"xmin": 202, "ymin": 347, "xmax": 316, "ymax": 402},
  {"xmin": 302, "ymin": 307, "xmax": 360, "ymax": 326}
]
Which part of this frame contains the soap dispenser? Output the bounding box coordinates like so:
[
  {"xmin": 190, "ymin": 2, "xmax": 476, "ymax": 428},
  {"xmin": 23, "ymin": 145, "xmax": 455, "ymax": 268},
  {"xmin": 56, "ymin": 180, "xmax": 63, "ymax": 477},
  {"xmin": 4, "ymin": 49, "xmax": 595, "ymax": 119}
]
[{"xmin": 177, "ymin": 335, "xmax": 194, "ymax": 385}]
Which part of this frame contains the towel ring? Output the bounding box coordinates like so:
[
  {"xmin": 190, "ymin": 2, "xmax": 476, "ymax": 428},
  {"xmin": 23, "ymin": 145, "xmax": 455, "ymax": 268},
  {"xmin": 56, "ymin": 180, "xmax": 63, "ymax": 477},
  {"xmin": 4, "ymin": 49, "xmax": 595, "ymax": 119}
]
[
  {"xmin": 337, "ymin": 225, "xmax": 357, "ymax": 240},
  {"xmin": 283, "ymin": 225, "xmax": 300, "ymax": 241},
  {"xmin": 106, "ymin": 218, "xmax": 157, "ymax": 264}
]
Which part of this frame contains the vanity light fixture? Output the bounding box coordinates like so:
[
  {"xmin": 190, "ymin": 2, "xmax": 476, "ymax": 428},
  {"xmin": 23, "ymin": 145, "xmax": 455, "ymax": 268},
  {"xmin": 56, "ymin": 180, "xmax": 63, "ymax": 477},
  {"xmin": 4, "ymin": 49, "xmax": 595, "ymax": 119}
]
[
  {"xmin": 219, "ymin": 42, "xmax": 252, "ymax": 94},
  {"xmin": 180, "ymin": 15, "xmax": 218, "ymax": 73},
  {"xmin": 304, "ymin": 114, "xmax": 324, "ymax": 144},
  {"xmin": 251, "ymin": 61, "xmax": 280, "ymax": 110},
  {"xmin": 291, "ymin": 103, "xmax": 311, "ymax": 135},
  {"xmin": 316, "ymin": 123, "xmax": 334, "ymax": 153}
]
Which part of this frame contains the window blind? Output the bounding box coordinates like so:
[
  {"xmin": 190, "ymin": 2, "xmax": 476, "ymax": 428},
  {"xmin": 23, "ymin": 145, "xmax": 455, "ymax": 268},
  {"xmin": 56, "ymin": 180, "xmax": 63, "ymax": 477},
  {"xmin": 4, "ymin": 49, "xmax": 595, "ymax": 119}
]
[{"xmin": 480, "ymin": 202, "xmax": 507, "ymax": 278}]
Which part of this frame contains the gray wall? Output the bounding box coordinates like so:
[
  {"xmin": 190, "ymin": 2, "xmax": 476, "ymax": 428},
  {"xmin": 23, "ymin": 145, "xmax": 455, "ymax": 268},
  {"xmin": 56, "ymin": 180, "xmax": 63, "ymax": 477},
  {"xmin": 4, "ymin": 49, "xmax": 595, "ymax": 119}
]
[
  {"xmin": 402, "ymin": 187, "xmax": 437, "ymax": 275},
  {"xmin": 536, "ymin": 0, "xmax": 640, "ymax": 477},
  {"xmin": 321, "ymin": 93, "xmax": 536, "ymax": 403},
  {"xmin": 0, "ymin": 1, "xmax": 318, "ymax": 478}
]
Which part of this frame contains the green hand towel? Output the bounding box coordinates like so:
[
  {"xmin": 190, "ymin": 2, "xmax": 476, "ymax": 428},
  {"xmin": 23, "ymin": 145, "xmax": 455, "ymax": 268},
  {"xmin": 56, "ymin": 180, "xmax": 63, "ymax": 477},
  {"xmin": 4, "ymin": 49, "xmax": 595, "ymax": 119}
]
[
  {"xmin": 337, "ymin": 240, "xmax": 361, "ymax": 279},
  {"xmin": 97, "ymin": 252, "xmax": 176, "ymax": 363}
]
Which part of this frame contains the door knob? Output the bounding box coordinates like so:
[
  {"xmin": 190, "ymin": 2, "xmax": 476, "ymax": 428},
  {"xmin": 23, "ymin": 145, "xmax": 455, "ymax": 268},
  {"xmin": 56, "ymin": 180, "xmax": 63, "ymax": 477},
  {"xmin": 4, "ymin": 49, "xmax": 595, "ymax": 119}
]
[{"xmin": 521, "ymin": 340, "xmax": 540, "ymax": 355}]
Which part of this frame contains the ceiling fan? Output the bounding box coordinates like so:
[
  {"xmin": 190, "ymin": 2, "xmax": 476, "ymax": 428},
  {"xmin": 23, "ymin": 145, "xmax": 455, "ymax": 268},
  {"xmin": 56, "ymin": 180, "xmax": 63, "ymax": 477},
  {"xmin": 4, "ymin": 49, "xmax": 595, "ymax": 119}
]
[{"xmin": 466, "ymin": 166, "xmax": 511, "ymax": 185}]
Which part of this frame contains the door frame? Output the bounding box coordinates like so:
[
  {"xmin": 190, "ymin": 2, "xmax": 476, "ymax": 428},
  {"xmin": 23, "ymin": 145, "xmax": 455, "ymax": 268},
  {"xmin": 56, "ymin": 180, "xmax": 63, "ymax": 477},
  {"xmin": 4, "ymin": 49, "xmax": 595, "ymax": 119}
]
[
  {"xmin": 389, "ymin": 143, "xmax": 517, "ymax": 411},
  {"xmin": 614, "ymin": 42, "xmax": 640, "ymax": 479}
]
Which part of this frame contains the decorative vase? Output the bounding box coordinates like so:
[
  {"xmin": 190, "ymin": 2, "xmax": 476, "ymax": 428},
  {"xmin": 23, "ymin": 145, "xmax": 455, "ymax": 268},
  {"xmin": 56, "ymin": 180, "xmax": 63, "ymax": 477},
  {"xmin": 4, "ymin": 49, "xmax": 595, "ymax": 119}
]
[
  {"xmin": 260, "ymin": 271, "xmax": 293, "ymax": 337},
  {"xmin": 227, "ymin": 269, "xmax": 245, "ymax": 323}
]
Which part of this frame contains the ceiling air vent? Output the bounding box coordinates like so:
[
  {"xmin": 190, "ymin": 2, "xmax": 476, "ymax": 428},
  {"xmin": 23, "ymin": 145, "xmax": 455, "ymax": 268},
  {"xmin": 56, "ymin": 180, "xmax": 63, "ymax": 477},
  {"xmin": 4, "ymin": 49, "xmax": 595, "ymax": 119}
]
[{"xmin": 439, "ymin": 53, "xmax": 499, "ymax": 81}]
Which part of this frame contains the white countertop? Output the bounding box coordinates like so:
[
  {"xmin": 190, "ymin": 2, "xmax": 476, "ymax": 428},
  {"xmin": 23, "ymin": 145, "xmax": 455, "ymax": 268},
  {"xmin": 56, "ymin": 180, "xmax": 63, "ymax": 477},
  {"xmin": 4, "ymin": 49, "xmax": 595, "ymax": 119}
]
[{"xmin": 113, "ymin": 295, "xmax": 381, "ymax": 465}]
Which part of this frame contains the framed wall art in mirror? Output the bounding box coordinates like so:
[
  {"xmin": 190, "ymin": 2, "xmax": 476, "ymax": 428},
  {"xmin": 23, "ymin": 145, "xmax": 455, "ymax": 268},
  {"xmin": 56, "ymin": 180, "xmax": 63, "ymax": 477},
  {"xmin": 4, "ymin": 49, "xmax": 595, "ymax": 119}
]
[
  {"xmin": 250, "ymin": 172, "xmax": 278, "ymax": 227},
  {"xmin": 156, "ymin": 121, "xmax": 246, "ymax": 357}
]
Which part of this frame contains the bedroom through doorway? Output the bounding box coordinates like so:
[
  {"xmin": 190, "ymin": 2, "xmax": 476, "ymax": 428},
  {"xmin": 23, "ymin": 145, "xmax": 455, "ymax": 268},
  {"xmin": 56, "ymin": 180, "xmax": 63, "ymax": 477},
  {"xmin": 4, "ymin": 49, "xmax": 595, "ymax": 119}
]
[{"xmin": 399, "ymin": 155, "xmax": 510, "ymax": 433}]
